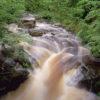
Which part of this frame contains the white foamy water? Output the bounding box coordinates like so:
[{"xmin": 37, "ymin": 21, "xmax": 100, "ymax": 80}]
[
  {"xmin": 1, "ymin": 18, "xmax": 98, "ymax": 100},
  {"xmin": 1, "ymin": 52, "xmax": 97, "ymax": 100},
  {"xmin": 35, "ymin": 22, "xmax": 68, "ymax": 34}
]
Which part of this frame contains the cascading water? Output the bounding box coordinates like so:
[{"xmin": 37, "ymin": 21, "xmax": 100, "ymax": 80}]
[{"xmin": 1, "ymin": 18, "xmax": 99, "ymax": 100}]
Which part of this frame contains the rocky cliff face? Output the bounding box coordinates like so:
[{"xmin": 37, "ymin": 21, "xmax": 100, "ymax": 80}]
[{"xmin": 0, "ymin": 44, "xmax": 29, "ymax": 96}]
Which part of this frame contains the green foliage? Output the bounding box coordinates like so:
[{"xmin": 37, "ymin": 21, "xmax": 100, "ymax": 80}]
[
  {"xmin": 0, "ymin": 0, "xmax": 25, "ymax": 24},
  {"xmin": 0, "ymin": 0, "xmax": 25, "ymax": 43},
  {"xmin": 25, "ymin": 0, "xmax": 43, "ymax": 12},
  {"xmin": 0, "ymin": 0, "xmax": 32, "ymax": 69},
  {"xmin": 13, "ymin": 46, "xmax": 32, "ymax": 68},
  {"xmin": 0, "ymin": 0, "xmax": 99, "ymax": 95},
  {"xmin": 25, "ymin": 1, "xmax": 100, "ymax": 95},
  {"xmin": 0, "ymin": 31, "xmax": 33, "ymax": 68},
  {"xmin": 1, "ymin": 32, "xmax": 32, "ymax": 46},
  {"xmin": 0, "ymin": 0, "xmax": 99, "ymax": 57},
  {"xmin": 25, "ymin": 0, "xmax": 100, "ymax": 57}
]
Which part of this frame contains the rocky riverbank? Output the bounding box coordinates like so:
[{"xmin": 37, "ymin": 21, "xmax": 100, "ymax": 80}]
[{"xmin": 0, "ymin": 13, "xmax": 99, "ymax": 97}]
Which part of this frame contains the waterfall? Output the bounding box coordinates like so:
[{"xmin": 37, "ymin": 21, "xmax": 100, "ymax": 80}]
[{"xmin": 1, "ymin": 19, "xmax": 98, "ymax": 100}]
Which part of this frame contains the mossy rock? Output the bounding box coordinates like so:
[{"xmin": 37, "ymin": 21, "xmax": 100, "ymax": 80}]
[{"xmin": 0, "ymin": 44, "xmax": 32, "ymax": 96}]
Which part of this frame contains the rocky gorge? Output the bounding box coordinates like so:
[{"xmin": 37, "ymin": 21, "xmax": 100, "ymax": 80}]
[{"xmin": 0, "ymin": 13, "xmax": 100, "ymax": 100}]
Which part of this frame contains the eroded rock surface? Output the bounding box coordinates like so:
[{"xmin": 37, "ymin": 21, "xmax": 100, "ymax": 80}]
[
  {"xmin": 0, "ymin": 44, "xmax": 29, "ymax": 96},
  {"xmin": 20, "ymin": 14, "xmax": 36, "ymax": 29}
]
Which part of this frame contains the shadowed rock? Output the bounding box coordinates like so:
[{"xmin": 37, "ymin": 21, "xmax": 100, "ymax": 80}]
[
  {"xmin": 20, "ymin": 15, "xmax": 36, "ymax": 29},
  {"xmin": 0, "ymin": 44, "xmax": 29, "ymax": 96}
]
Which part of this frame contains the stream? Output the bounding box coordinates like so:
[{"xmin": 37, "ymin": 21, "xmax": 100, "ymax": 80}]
[{"xmin": 1, "ymin": 15, "xmax": 99, "ymax": 100}]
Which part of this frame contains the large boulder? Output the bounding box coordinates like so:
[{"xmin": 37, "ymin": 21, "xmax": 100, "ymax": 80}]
[
  {"xmin": 28, "ymin": 22, "xmax": 69, "ymax": 37},
  {"xmin": 0, "ymin": 44, "xmax": 30, "ymax": 96},
  {"xmin": 6, "ymin": 23, "xmax": 18, "ymax": 33},
  {"xmin": 28, "ymin": 28, "xmax": 45, "ymax": 36},
  {"xmin": 20, "ymin": 14, "xmax": 36, "ymax": 29}
]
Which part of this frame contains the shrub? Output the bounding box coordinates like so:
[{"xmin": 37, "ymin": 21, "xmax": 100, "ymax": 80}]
[
  {"xmin": 25, "ymin": 0, "xmax": 100, "ymax": 57},
  {"xmin": 0, "ymin": 0, "xmax": 25, "ymax": 24}
]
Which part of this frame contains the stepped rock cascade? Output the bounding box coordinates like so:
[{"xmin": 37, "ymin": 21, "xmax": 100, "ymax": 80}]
[{"xmin": 1, "ymin": 16, "xmax": 99, "ymax": 100}]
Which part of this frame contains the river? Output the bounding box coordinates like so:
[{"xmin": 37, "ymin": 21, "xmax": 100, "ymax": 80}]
[{"xmin": 1, "ymin": 17, "xmax": 98, "ymax": 100}]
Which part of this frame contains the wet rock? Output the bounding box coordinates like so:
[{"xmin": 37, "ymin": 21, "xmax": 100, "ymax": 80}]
[
  {"xmin": 28, "ymin": 28, "xmax": 45, "ymax": 36},
  {"xmin": 20, "ymin": 15, "xmax": 36, "ymax": 29},
  {"xmin": 0, "ymin": 44, "xmax": 29, "ymax": 96},
  {"xmin": 28, "ymin": 22, "xmax": 69, "ymax": 37},
  {"xmin": 6, "ymin": 23, "xmax": 18, "ymax": 33},
  {"xmin": 0, "ymin": 68, "xmax": 29, "ymax": 96},
  {"xmin": 78, "ymin": 75, "xmax": 100, "ymax": 94}
]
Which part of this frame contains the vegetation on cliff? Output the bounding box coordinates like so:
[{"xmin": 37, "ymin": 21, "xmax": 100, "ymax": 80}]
[
  {"xmin": 0, "ymin": 0, "xmax": 32, "ymax": 68},
  {"xmin": 25, "ymin": 0, "xmax": 100, "ymax": 57}
]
